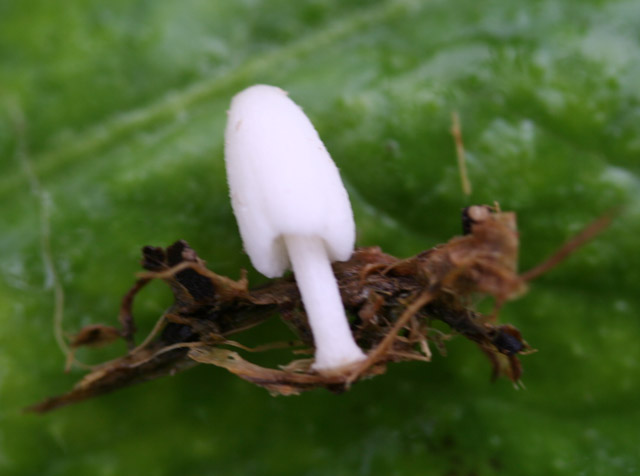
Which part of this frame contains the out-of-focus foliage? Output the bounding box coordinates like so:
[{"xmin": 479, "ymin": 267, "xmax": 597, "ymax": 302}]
[{"xmin": 1, "ymin": 0, "xmax": 638, "ymax": 474}]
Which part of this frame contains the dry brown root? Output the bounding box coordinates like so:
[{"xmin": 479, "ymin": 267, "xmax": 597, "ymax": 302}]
[{"xmin": 28, "ymin": 205, "xmax": 611, "ymax": 412}]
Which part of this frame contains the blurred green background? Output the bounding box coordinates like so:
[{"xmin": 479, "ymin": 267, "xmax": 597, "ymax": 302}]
[{"xmin": 1, "ymin": 0, "xmax": 639, "ymax": 474}]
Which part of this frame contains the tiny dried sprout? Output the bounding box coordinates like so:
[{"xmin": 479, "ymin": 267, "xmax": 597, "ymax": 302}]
[
  {"xmin": 451, "ymin": 111, "xmax": 472, "ymax": 196},
  {"xmin": 63, "ymin": 324, "xmax": 123, "ymax": 372},
  {"xmin": 69, "ymin": 324, "xmax": 122, "ymax": 348}
]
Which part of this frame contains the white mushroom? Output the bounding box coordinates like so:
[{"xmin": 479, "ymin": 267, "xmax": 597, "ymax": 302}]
[{"xmin": 224, "ymin": 84, "xmax": 366, "ymax": 373}]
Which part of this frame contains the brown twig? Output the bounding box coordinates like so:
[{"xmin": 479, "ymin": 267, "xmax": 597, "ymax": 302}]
[
  {"xmin": 347, "ymin": 288, "xmax": 435, "ymax": 384},
  {"xmin": 451, "ymin": 111, "xmax": 472, "ymax": 196},
  {"xmin": 521, "ymin": 209, "xmax": 617, "ymax": 282}
]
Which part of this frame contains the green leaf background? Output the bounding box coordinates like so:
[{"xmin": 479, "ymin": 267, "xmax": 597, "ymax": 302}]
[{"xmin": 1, "ymin": 0, "xmax": 639, "ymax": 474}]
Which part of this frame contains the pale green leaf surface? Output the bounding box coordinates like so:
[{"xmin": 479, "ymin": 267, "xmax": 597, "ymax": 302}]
[{"xmin": 1, "ymin": 0, "xmax": 639, "ymax": 475}]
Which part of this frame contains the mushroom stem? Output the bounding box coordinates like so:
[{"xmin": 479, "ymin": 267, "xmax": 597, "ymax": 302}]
[{"xmin": 284, "ymin": 234, "xmax": 366, "ymax": 372}]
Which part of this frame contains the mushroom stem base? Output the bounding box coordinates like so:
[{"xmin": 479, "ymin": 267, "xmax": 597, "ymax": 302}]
[{"xmin": 284, "ymin": 235, "xmax": 366, "ymax": 372}]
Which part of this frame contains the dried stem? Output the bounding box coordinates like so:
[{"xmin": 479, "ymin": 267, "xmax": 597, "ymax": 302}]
[
  {"xmin": 451, "ymin": 111, "xmax": 472, "ymax": 196},
  {"xmin": 521, "ymin": 210, "xmax": 616, "ymax": 282}
]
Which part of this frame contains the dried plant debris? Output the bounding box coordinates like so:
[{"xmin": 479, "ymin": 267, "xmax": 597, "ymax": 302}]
[{"xmin": 28, "ymin": 205, "xmax": 612, "ymax": 412}]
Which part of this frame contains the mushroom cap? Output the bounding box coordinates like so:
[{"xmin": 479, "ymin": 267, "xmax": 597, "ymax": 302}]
[{"xmin": 224, "ymin": 85, "xmax": 355, "ymax": 278}]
